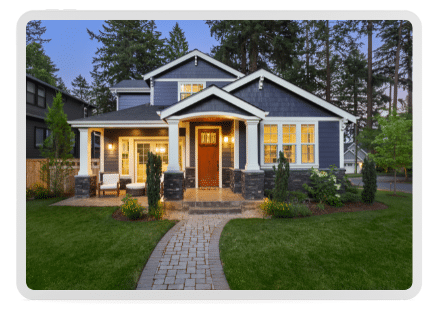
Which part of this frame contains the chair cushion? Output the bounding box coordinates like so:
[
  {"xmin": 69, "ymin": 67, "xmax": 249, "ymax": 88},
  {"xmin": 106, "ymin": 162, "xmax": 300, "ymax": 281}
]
[
  {"xmin": 102, "ymin": 174, "xmax": 119, "ymax": 185},
  {"xmin": 126, "ymin": 183, "xmax": 145, "ymax": 190},
  {"xmin": 100, "ymin": 184, "xmax": 118, "ymax": 190}
]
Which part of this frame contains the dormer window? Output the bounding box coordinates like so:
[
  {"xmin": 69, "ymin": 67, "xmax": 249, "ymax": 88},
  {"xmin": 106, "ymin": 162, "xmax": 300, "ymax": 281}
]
[{"xmin": 179, "ymin": 82, "xmax": 205, "ymax": 100}]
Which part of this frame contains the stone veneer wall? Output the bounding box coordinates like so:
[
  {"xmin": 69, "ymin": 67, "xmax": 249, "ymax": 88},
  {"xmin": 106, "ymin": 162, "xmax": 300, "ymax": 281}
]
[
  {"xmin": 163, "ymin": 172, "xmax": 184, "ymax": 200},
  {"xmin": 222, "ymin": 167, "xmax": 232, "ymax": 188},
  {"xmin": 230, "ymin": 169, "xmax": 242, "ymax": 193},
  {"xmin": 241, "ymin": 171, "xmax": 265, "ymax": 200},
  {"xmin": 74, "ymin": 175, "xmax": 97, "ymax": 198},
  {"xmin": 263, "ymin": 168, "xmax": 347, "ymax": 193},
  {"xmin": 185, "ymin": 167, "xmax": 195, "ymax": 188}
]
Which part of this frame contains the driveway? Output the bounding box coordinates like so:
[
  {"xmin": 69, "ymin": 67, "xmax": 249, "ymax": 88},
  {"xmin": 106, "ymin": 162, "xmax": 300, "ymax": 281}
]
[{"xmin": 349, "ymin": 177, "xmax": 412, "ymax": 193}]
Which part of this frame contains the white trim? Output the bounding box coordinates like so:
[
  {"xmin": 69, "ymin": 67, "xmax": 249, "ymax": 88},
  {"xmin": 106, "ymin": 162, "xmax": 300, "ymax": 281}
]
[
  {"xmin": 245, "ymin": 120, "xmax": 261, "ymax": 171},
  {"xmin": 142, "ymin": 50, "xmax": 244, "ymax": 81},
  {"xmin": 195, "ymin": 125, "xmax": 222, "ymax": 188},
  {"xmin": 167, "ymin": 112, "xmax": 261, "ymax": 122},
  {"xmin": 109, "ymin": 88, "xmax": 150, "ymax": 93},
  {"xmin": 177, "ymin": 81, "xmax": 206, "ymax": 102},
  {"xmin": 160, "ymin": 86, "xmax": 266, "ymax": 120},
  {"xmin": 234, "ymin": 120, "xmax": 239, "ymax": 169},
  {"xmin": 340, "ymin": 120, "xmax": 344, "ymax": 170},
  {"xmin": 223, "ymin": 69, "xmax": 357, "ymax": 123},
  {"xmin": 260, "ymin": 120, "xmax": 319, "ymax": 169},
  {"xmin": 155, "ymin": 78, "xmax": 236, "ymax": 82},
  {"xmin": 185, "ymin": 122, "xmax": 190, "ymax": 167},
  {"xmin": 68, "ymin": 121, "xmax": 167, "ymax": 128},
  {"xmin": 150, "ymin": 77, "xmax": 154, "ymax": 106},
  {"xmin": 263, "ymin": 117, "xmax": 342, "ymax": 122}
]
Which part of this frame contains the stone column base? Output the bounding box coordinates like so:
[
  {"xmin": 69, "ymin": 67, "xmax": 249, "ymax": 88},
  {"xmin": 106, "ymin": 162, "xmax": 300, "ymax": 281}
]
[
  {"xmin": 74, "ymin": 175, "xmax": 97, "ymax": 198},
  {"xmin": 163, "ymin": 172, "xmax": 184, "ymax": 200},
  {"xmin": 241, "ymin": 170, "xmax": 265, "ymax": 200},
  {"xmin": 230, "ymin": 169, "xmax": 242, "ymax": 193}
]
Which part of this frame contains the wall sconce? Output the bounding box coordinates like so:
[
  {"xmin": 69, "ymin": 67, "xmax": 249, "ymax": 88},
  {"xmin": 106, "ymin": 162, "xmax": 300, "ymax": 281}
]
[
  {"xmin": 231, "ymin": 137, "xmax": 234, "ymax": 143},
  {"xmin": 108, "ymin": 144, "xmax": 113, "ymax": 150},
  {"xmin": 224, "ymin": 136, "xmax": 228, "ymax": 143}
]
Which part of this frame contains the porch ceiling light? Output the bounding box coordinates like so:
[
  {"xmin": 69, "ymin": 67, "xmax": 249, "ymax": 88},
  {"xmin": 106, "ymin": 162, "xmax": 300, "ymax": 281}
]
[
  {"xmin": 224, "ymin": 136, "xmax": 228, "ymax": 143},
  {"xmin": 108, "ymin": 144, "xmax": 113, "ymax": 150}
]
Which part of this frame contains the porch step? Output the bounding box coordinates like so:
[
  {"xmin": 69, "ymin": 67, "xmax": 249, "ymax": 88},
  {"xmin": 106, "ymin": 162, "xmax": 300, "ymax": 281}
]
[{"xmin": 188, "ymin": 207, "xmax": 242, "ymax": 215}]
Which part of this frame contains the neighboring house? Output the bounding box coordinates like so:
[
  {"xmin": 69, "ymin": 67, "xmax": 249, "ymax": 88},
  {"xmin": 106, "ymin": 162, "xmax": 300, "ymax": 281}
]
[
  {"xmin": 343, "ymin": 142, "xmax": 368, "ymax": 174},
  {"xmin": 69, "ymin": 49, "xmax": 357, "ymax": 200},
  {"xmin": 26, "ymin": 74, "xmax": 97, "ymax": 159}
]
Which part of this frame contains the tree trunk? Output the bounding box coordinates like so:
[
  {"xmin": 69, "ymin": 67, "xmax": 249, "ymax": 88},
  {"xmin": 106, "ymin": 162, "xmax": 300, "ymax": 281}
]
[
  {"xmin": 326, "ymin": 20, "xmax": 331, "ymax": 102},
  {"xmin": 367, "ymin": 21, "xmax": 373, "ymax": 129},
  {"xmin": 393, "ymin": 20, "xmax": 403, "ymax": 114}
]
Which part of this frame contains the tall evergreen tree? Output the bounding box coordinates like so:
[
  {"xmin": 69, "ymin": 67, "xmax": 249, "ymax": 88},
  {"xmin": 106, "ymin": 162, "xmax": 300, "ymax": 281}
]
[
  {"xmin": 56, "ymin": 77, "xmax": 69, "ymax": 94},
  {"xmin": 26, "ymin": 20, "xmax": 51, "ymax": 45},
  {"xmin": 90, "ymin": 66, "xmax": 117, "ymax": 114},
  {"xmin": 71, "ymin": 74, "xmax": 91, "ymax": 102},
  {"xmin": 165, "ymin": 22, "xmax": 189, "ymax": 62},
  {"xmin": 87, "ymin": 20, "xmax": 165, "ymax": 86},
  {"xmin": 26, "ymin": 42, "xmax": 58, "ymax": 86}
]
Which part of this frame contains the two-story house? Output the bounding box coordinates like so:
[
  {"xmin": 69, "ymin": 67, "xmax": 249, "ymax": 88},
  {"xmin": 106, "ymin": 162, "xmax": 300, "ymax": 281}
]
[
  {"xmin": 26, "ymin": 74, "xmax": 97, "ymax": 159},
  {"xmin": 69, "ymin": 49, "xmax": 357, "ymax": 200}
]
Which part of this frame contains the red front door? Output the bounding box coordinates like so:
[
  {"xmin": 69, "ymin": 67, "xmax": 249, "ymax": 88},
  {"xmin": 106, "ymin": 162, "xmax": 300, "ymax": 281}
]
[{"xmin": 198, "ymin": 129, "xmax": 219, "ymax": 187}]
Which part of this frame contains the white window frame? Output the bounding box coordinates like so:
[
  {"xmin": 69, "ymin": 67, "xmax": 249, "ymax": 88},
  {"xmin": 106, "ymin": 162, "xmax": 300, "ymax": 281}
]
[
  {"xmin": 260, "ymin": 119, "xmax": 319, "ymax": 169},
  {"xmin": 178, "ymin": 81, "xmax": 206, "ymax": 101}
]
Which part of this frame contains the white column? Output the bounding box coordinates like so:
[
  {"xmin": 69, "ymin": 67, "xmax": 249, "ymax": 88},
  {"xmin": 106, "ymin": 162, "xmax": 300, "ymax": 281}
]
[
  {"xmin": 234, "ymin": 119, "xmax": 239, "ymax": 169},
  {"xmin": 245, "ymin": 119, "xmax": 261, "ymax": 171},
  {"xmin": 78, "ymin": 128, "xmax": 92, "ymax": 176},
  {"xmin": 100, "ymin": 129, "xmax": 104, "ymax": 173},
  {"xmin": 167, "ymin": 119, "xmax": 181, "ymax": 172}
]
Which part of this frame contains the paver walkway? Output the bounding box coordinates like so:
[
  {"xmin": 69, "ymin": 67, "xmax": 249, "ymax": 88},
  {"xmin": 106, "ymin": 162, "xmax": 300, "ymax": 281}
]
[{"xmin": 136, "ymin": 211, "xmax": 262, "ymax": 290}]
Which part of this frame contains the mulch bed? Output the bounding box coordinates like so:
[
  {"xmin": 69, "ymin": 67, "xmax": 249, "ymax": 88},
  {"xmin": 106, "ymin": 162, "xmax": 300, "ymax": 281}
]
[
  {"xmin": 307, "ymin": 201, "xmax": 388, "ymax": 216},
  {"xmin": 112, "ymin": 208, "xmax": 155, "ymax": 222}
]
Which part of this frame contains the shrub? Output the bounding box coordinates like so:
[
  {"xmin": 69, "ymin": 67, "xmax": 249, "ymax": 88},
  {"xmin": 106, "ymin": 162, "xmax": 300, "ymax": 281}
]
[
  {"xmin": 303, "ymin": 165, "xmax": 341, "ymax": 205},
  {"xmin": 272, "ymin": 151, "xmax": 290, "ymax": 202},
  {"xmin": 343, "ymin": 176, "xmax": 359, "ymax": 194},
  {"xmin": 264, "ymin": 189, "xmax": 273, "ymax": 200},
  {"xmin": 260, "ymin": 199, "xmax": 312, "ymax": 218},
  {"xmin": 146, "ymin": 151, "xmax": 162, "ymax": 209},
  {"xmin": 361, "ymin": 157, "xmax": 377, "ymax": 204},
  {"xmin": 148, "ymin": 201, "xmax": 165, "ymax": 220},
  {"xmin": 120, "ymin": 194, "xmax": 144, "ymax": 220},
  {"xmin": 340, "ymin": 192, "xmax": 361, "ymax": 203},
  {"xmin": 30, "ymin": 183, "xmax": 52, "ymax": 200},
  {"xmin": 325, "ymin": 194, "xmax": 343, "ymax": 207},
  {"xmin": 288, "ymin": 190, "xmax": 308, "ymax": 203}
]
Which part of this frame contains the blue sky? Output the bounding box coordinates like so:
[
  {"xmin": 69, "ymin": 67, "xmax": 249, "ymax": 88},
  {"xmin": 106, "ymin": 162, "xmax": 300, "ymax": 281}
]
[{"xmin": 38, "ymin": 20, "xmax": 405, "ymax": 102}]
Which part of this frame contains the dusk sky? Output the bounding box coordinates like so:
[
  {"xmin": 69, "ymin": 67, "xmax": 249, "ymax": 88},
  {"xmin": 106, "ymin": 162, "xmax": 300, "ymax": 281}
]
[{"xmin": 37, "ymin": 20, "xmax": 405, "ymax": 101}]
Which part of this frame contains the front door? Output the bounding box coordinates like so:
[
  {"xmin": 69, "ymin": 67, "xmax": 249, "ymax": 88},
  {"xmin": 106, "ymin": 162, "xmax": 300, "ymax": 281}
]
[
  {"xmin": 135, "ymin": 142, "xmax": 150, "ymax": 183},
  {"xmin": 198, "ymin": 129, "xmax": 219, "ymax": 187}
]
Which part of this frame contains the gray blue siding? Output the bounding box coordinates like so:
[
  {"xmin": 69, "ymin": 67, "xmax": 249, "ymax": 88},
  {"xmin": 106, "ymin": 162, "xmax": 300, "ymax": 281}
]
[
  {"xmin": 231, "ymin": 79, "xmax": 338, "ymax": 117},
  {"xmin": 206, "ymin": 81, "xmax": 232, "ymax": 89},
  {"xmin": 178, "ymin": 96, "xmax": 251, "ymax": 116},
  {"xmin": 118, "ymin": 93, "xmax": 150, "ymax": 110},
  {"xmin": 156, "ymin": 58, "xmax": 237, "ymax": 79},
  {"xmin": 154, "ymin": 81, "xmax": 178, "ymax": 106},
  {"xmin": 318, "ymin": 121, "xmax": 340, "ymax": 168}
]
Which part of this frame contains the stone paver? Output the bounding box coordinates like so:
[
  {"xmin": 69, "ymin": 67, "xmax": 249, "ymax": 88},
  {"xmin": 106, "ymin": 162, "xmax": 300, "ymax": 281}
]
[{"xmin": 136, "ymin": 213, "xmax": 256, "ymax": 290}]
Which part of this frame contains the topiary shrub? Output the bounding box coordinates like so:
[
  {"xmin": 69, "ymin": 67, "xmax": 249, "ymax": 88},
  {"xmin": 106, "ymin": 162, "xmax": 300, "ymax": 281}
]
[
  {"xmin": 120, "ymin": 194, "xmax": 143, "ymax": 220},
  {"xmin": 272, "ymin": 151, "xmax": 290, "ymax": 202},
  {"xmin": 361, "ymin": 157, "xmax": 377, "ymax": 204},
  {"xmin": 146, "ymin": 151, "xmax": 162, "ymax": 211}
]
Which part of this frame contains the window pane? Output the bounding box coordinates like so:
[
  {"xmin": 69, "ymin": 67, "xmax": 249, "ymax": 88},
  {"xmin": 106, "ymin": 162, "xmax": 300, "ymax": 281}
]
[
  {"xmin": 264, "ymin": 145, "xmax": 277, "ymax": 163},
  {"xmin": 181, "ymin": 84, "xmax": 191, "ymax": 92},
  {"xmin": 264, "ymin": 124, "xmax": 277, "ymax": 144},
  {"xmin": 27, "ymin": 81, "xmax": 35, "ymax": 93},
  {"xmin": 27, "ymin": 92, "xmax": 35, "ymax": 104},
  {"xmin": 211, "ymin": 132, "xmax": 216, "ymax": 144},
  {"xmin": 38, "ymin": 87, "xmax": 45, "ymax": 97},
  {"xmin": 180, "ymin": 93, "xmax": 191, "ymax": 100},
  {"xmin": 38, "ymin": 96, "xmax": 45, "ymax": 107},
  {"xmin": 302, "ymin": 144, "xmax": 314, "ymax": 163},
  {"xmin": 283, "ymin": 125, "xmax": 296, "ymax": 144},
  {"xmin": 283, "ymin": 145, "xmax": 296, "ymax": 163},
  {"xmin": 192, "ymin": 84, "xmax": 203, "ymax": 93},
  {"xmin": 35, "ymin": 128, "xmax": 44, "ymax": 147}
]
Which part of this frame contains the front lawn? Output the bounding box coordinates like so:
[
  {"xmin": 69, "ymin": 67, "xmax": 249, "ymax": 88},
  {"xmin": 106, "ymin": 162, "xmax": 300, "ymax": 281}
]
[
  {"xmin": 219, "ymin": 190, "xmax": 412, "ymax": 290},
  {"xmin": 26, "ymin": 198, "xmax": 175, "ymax": 290}
]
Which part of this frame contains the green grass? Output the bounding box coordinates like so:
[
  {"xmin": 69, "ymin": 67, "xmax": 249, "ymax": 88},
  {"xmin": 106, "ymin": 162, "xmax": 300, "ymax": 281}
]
[
  {"xmin": 220, "ymin": 190, "xmax": 412, "ymax": 290},
  {"xmin": 26, "ymin": 198, "xmax": 176, "ymax": 290}
]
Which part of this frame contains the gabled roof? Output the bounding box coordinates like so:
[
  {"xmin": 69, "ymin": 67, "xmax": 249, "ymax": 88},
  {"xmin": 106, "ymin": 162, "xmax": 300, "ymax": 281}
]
[
  {"xmin": 68, "ymin": 103, "xmax": 167, "ymax": 127},
  {"xmin": 159, "ymin": 85, "xmax": 267, "ymax": 120},
  {"xmin": 26, "ymin": 74, "xmax": 96, "ymax": 108},
  {"xmin": 344, "ymin": 142, "xmax": 368, "ymax": 158},
  {"xmin": 222, "ymin": 69, "xmax": 357, "ymax": 123},
  {"xmin": 142, "ymin": 49, "xmax": 244, "ymax": 81},
  {"xmin": 109, "ymin": 79, "xmax": 150, "ymax": 93}
]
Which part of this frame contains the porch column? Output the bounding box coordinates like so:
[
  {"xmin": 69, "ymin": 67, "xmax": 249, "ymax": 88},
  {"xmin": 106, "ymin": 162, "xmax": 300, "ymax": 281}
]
[
  {"xmin": 245, "ymin": 119, "xmax": 261, "ymax": 171},
  {"xmin": 78, "ymin": 128, "xmax": 92, "ymax": 176},
  {"xmin": 166, "ymin": 119, "xmax": 181, "ymax": 172}
]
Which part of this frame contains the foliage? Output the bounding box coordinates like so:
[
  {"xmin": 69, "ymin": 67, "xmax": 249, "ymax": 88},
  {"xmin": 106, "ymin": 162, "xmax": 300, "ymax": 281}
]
[
  {"xmin": 272, "ymin": 151, "xmax": 290, "ymax": 202},
  {"xmin": 148, "ymin": 201, "xmax": 165, "ymax": 220},
  {"xmin": 343, "ymin": 176, "xmax": 359, "ymax": 194},
  {"xmin": 120, "ymin": 194, "xmax": 144, "ymax": 220},
  {"xmin": 26, "ymin": 42, "xmax": 59, "ymax": 86},
  {"xmin": 370, "ymin": 113, "xmax": 412, "ymax": 193},
  {"xmin": 316, "ymin": 202, "xmax": 325, "ymax": 211},
  {"xmin": 288, "ymin": 190, "xmax": 308, "ymax": 203},
  {"xmin": 146, "ymin": 151, "xmax": 162, "ymax": 210},
  {"xmin": 27, "ymin": 183, "xmax": 53, "ymax": 200},
  {"xmin": 361, "ymin": 157, "xmax": 377, "ymax": 204},
  {"xmin": 325, "ymin": 194, "xmax": 343, "ymax": 207},
  {"xmin": 39, "ymin": 92, "xmax": 75, "ymax": 196},
  {"xmin": 303, "ymin": 166, "xmax": 342, "ymax": 205},
  {"xmin": 165, "ymin": 22, "xmax": 189, "ymax": 62},
  {"xmin": 340, "ymin": 192, "xmax": 361, "ymax": 203},
  {"xmin": 90, "ymin": 66, "xmax": 117, "ymax": 114},
  {"xmin": 87, "ymin": 20, "xmax": 165, "ymax": 86},
  {"xmin": 26, "ymin": 20, "xmax": 51, "ymax": 45},
  {"xmin": 260, "ymin": 198, "xmax": 312, "ymax": 218},
  {"xmin": 71, "ymin": 74, "xmax": 91, "ymax": 102}
]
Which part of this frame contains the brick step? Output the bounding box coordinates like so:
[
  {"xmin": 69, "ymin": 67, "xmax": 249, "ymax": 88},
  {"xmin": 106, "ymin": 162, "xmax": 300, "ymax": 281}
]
[
  {"xmin": 188, "ymin": 207, "xmax": 242, "ymax": 215},
  {"xmin": 183, "ymin": 201, "xmax": 243, "ymax": 208}
]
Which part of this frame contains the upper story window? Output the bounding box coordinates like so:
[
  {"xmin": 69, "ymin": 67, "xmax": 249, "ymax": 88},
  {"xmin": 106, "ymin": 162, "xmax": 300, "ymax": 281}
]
[
  {"xmin": 27, "ymin": 80, "xmax": 46, "ymax": 108},
  {"xmin": 179, "ymin": 82, "xmax": 205, "ymax": 100}
]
